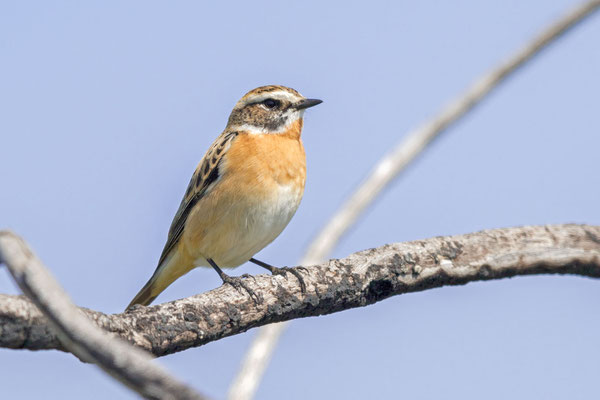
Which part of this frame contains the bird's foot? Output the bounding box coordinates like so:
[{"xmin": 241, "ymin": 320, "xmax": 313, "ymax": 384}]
[
  {"xmin": 239, "ymin": 273, "xmax": 257, "ymax": 282},
  {"xmin": 269, "ymin": 266, "xmax": 307, "ymax": 293},
  {"xmin": 221, "ymin": 273, "xmax": 262, "ymax": 304}
]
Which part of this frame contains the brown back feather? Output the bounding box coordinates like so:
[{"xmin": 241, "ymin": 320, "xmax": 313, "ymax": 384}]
[{"xmin": 155, "ymin": 131, "xmax": 239, "ymax": 269}]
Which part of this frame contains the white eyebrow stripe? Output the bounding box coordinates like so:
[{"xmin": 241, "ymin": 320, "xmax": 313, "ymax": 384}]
[{"xmin": 242, "ymin": 90, "xmax": 302, "ymax": 105}]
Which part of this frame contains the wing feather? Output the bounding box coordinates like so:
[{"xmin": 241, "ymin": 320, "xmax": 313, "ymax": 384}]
[{"xmin": 155, "ymin": 131, "xmax": 239, "ymax": 267}]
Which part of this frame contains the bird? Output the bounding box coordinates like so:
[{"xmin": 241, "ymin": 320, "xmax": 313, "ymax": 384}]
[{"xmin": 126, "ymin": 85, "xmax": 322, "ymax": 310}]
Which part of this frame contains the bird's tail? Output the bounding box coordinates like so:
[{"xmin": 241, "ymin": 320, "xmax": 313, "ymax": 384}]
[{"xmin": 125, "ymin": 250, "xmax": 193, "ymax": 311}]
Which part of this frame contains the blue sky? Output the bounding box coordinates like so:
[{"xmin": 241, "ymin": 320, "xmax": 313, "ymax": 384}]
[{"xmin": 1, "ymin": 1, "xmax": 599, "ymax": 399}]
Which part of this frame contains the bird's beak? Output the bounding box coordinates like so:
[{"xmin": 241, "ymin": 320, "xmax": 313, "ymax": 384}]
[{"xmin": 295, "ymin": 98, "xmax": 323, "ymax": 110}]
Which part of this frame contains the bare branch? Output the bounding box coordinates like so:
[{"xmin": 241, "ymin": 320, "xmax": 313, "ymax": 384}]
[
  {"xmin": 2, "ymin": 225, "xmax": 599, "ymax": 359},
  {"xmin": 0, "ymin": 231, "xmax": 207, "ymax": 400},
  {"xmin": 228, "ymin": 1, "xmax": 600, "ymax": 398}
]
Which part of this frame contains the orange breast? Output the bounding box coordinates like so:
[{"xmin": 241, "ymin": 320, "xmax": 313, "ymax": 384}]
[{"xmin": 223, "ymin": 119, "xmax": 307, "ymax": 198}]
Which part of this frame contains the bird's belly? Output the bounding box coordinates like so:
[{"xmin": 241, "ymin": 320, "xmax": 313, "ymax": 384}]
[{"xmin": 190, "ymin": 183, "xmax": 303, "ymax": 268}]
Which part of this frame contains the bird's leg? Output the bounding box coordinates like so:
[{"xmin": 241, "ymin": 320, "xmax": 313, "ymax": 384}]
[
  {"xmin": 208, "ymin": 258, "xmax": 261, "ymax": 303},
  {"xmin": 249, "ymin": 258, "xmax": 307, "ymax": 293}
]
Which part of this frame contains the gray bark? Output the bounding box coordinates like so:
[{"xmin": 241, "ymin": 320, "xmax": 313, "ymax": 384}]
[{"xmin": 2, "ymin": 224, "xmax": 599, "ymax": 358}]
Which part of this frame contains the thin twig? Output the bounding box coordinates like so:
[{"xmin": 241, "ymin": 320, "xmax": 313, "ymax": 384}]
[
  {"xmin": 0, "ymin": 231, "xmax": 207, "ymax": 400},
  {"xmin": 226, "ymin": 1, "xmax": 600, "ymax": 399}
]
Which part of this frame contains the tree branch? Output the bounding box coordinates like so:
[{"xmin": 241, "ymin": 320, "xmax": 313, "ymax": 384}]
[
  {"xmin": 2, "ymin": 224, "xmax": 599, "ymax": 358},
  {"xmin": 0, "ymin": 231, "xmax": 207, "ymax": 400}
]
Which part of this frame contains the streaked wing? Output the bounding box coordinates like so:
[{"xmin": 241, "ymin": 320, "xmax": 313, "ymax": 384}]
[{"xmin": 155, "ymin": 131, "xmax": 239, "ymax": 267}]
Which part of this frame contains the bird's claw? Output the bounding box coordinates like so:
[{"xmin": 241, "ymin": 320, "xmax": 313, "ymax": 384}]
[
  {"xmin": 239, "ymin": 273, "xmax": 257, "ymax": 282},
  {"xmin": 222, "ymin": 274, "xmax": 262, "ymax": 304},
  {"xmin": 270, "ymin": 266, "xmax": 307, "ymax": 293}
]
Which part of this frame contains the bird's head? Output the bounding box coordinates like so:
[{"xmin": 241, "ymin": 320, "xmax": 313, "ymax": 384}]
[{"xmin": 226, "ymin": 85, "xmax": 322, "ymax": 134}]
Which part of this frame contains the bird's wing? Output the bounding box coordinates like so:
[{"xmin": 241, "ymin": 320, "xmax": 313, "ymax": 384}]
[{"xmin": 156, "ymin": 131, "xmax": 239, "ymax": 268}]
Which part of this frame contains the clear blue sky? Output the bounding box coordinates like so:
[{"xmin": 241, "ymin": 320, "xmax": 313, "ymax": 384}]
[{"xmin": 1, "ymin": 1, "xmax": 599, "ymax": 399}]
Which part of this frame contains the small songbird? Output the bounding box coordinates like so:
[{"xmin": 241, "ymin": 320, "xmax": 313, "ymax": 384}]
[{"xmin": 126, "ymin": 85, "xmax": 322, "ymax": 310}]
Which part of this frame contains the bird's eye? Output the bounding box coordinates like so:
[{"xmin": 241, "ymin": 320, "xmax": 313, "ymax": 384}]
[{"xmin": 262, "ymin": 99, "xmax": 280, "ymax": 109}]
